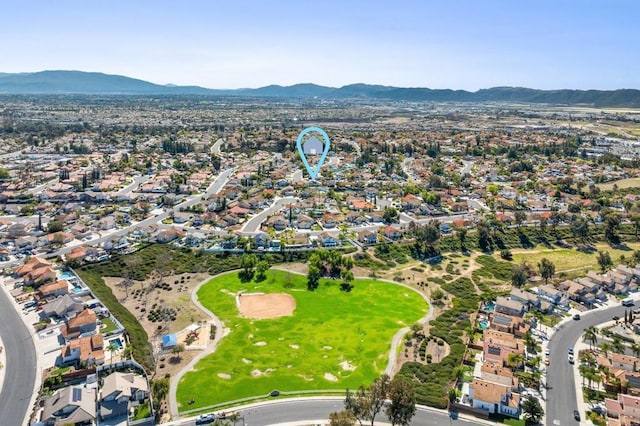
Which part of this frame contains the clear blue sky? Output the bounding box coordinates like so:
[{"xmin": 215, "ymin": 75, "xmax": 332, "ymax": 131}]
[{"xmin": 1, "ymin": 0, "xmax": 638, "ymax": 90}]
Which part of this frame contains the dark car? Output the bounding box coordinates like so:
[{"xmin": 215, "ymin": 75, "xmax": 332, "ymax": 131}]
[
  {"xmin": 573, "ymin": 410, "xmax": 581, "ymax": 421},
  {"xmin": 573, "ymin": 313, "xmax": 581, "ymax": 320},
  {"xmin": 195, "ymin": 414, "xmax": 216, "ymax": 424},
  {"xmin": 613, "ymin": 315, "xmax": 621, "ymax": 321}
]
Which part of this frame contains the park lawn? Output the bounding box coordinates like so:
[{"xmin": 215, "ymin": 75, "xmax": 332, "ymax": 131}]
[
  {"xmin": 176, "ymin": 269, "xmax": 427, "ymax": 411},
  {"xmin": 597, "ymin": 177, "xmax": 640, "ymax": 191},
  {"xmin": 511, "ymin": 243, "xmax": 640, "ymax": 273}
]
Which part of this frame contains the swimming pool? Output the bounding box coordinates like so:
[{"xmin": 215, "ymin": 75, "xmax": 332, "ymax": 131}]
[
  {"xmin": 484, "ymin": 301, "xmax": 495, "ymax": 312},
  {"xmin": 479, "ymin": 319, "xmax": 489, "ymax": 330},
  {"xmin": 60, "ymin": 271, "xmax": 74, "ymax": 280},
  {"xmin": 109, "ymin": 338, "xmax": 123, "ymax": 350}
]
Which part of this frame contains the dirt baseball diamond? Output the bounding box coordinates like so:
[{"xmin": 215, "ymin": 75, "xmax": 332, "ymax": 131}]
[{"xmin": 238, "ymin": 293, "xmax": 296, "ymax": 319}]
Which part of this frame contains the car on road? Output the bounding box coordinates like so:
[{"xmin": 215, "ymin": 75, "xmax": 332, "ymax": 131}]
[
  {"xmin": 545, "ymin": 358, "xmax": 550, "ymax": 365},
  {"xmin": 573, "ymin": 313, "xmax": 581, "ymax": 320},
  {"xmin": 568, "ymin": 354, "xmax": 575, "ymax": 364},
  {"xmin": 568, "ymin": 347, "xmax": 574, "ymax": 355},
  {"xmin": 195, "ymin": 414, "xmax": 216, "ymax": 424},
  {"xmin": 613, "ymin": 315, "xmax": 621, "ymax": 321},
  {"xmin": 573, "ymin": 409, "xmax": 581, "ymax": 421},
  {"xmin": 545, "ymin": 348, "xmax": 550, "ymax": 356}
]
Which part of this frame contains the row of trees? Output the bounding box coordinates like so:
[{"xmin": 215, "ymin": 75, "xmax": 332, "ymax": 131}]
[{"xmin": 329, "ymin": 374, "xmax": 416, "ymax": 426}]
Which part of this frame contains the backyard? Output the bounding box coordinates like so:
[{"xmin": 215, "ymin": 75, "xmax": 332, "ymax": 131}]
[{"xmin": 176, "ymin": 269, "xmax": 428, "ymax": 411}]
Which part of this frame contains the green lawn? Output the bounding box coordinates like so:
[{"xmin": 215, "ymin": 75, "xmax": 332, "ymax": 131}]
[
  {"xmin": 511, "ymin": 242, "xmax": 640, "ymax": 273},
  {"xmin": 176, "ymin": 270, "xmax": 427, "ymax": 411},
  {"xmin": 100, "ymin": 317, "xmax": 119, "ymax": 334}
]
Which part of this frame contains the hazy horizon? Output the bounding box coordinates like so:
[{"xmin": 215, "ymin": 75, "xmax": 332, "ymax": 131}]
[{"xmin": 2, "ymin": 0, "xmax": 639, "ymax": 91}]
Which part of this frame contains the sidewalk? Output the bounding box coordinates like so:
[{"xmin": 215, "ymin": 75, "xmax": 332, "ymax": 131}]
[{"xmin": 0, "ymin": 335, "xmax": 5, "ymax": 395}]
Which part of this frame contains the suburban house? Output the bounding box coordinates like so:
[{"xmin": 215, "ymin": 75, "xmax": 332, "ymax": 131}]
[
  {"xmin": 319, "ymin": 232, "xmax": 339, "ymax": 248},
  {"xmin": 40, "ymin": 294, "xmax": 85, "ymax": 320},
  {"xmin": 61, "ymin": 309, "xmax": 98, "ymax": 341},
  {"xmin": 509, "ymin": 288, "xmax": 540, "ymax": 310},
  {"xmin": 536, "ymin": 284, "xmax": 565, "ymax": 305},
  {"xmin": 494, "ymin": 296, "xmax": 526, "ymax": 317},
  {"xmin": 38, "ymin": 280, "xmax": 69, "ymax": 299},
  {"xmin": 381, "ymin": 225, "xmax": 403, "ymax": 241},
  {"xmin": 482, "ymin": 329, "xmax": 525, "ymax": 366},
  {"xmin": 268, "ymin": 215, "xmax": 288, "ymax": 231},
  {"xmin": 358, "ymin": 230, "xmax": 378, "ymax": 245},
  {"xmin": 489, "ymin": 314, "xmax": 531, "ymax": 339},
  {"xmin": 99, "ymin": 371, "xmax": 150, "ymax": 422},
  {"xmin": 604, "ymin": 393, "xmax": 640, "ymax": 423},
  {"xmin": 41, "ymin": 385, "xmax": 96, "ymax": 426},
  {"xmin": 60, "ymin": 334, "xmax": 105, "ymax": 367},
  {"xmin": 468, "ymin": 378, "xmax": 522, "ymax": 418},
  {"xmin": 156, "ymin": 228, "xmax": 185, "ymax": 244}
]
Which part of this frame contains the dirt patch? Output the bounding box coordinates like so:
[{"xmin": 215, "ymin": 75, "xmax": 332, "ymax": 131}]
[
  {"xmin": 102, "ymin": 273, "xmax": 210, "ymax": 378},
  {"xmin": 238, "ymin": 293, "xmax": 296, "ymax": 319},
  {"xmin": 324, "ymin": 372, "xmax": 338, "ymax": 382},
  {"xmin": 339, "ymin": 360, "xmax": 356, "ymax": 371},
  {"xmin": 289, "ymin": 344, "xmax": 299, "ymax": 349},
  {"xmin": 217, "ymin": 373, "xmax": 231, "ymax": 380},
  {"xmin": 251, "ymin": 368, "xmax": 275, "ymax": 377},
  {"xmin": 242, "ymin": 358, "xmax": 252, "ymax": 364},
  {"xmin": 254, "ymin": 341, "xmax": 267, "ymax": 346}
]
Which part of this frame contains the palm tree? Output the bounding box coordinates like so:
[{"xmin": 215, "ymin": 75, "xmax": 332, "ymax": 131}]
[
  {"xmin": 583, "ymin": 326, "xmax": 598, "ymax": 350},
  {"xmin": 631, "ymin": 343, "xmax": 640, "ymax": 358},
  {"xmin": 600, "ymin": 341, "xmax": 612, "ymax": 357},
  {"xmin": 507, "ymin": 353, "xmax": 524, "ymax": 371},
  {"xmin": 611, "ymin": 337, "xmax": 625, "ymax": 354}
]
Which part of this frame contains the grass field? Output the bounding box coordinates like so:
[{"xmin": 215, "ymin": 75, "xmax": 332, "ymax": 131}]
[
  {"xmin": 176, "ymin": 270, "xmax": 427, "ymax": 411},
  {"xmin": 511, "ymin": 242, "xmax": 640, "ymax": 273},
  {"xmin": 597, "ymin": 177, "xmax": 640, "ymax": 191}
]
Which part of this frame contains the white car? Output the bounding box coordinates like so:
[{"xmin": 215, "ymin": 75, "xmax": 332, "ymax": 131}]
[{"xmin": 568, "ymin": 354, "xmax": 575, "ymax": 364}]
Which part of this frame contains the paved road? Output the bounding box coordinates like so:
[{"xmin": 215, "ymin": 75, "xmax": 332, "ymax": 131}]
[
  {"xmin": 117, "ymin": 175, "xmax": 152, "ymax": 195},
  {"xmin": 211, "ymin": 138, "xmax": 225, "ymax": 155},
  {"xmin": 240, "ymin": 197, "xmax": 297, "ymax": 234},
  {"xmin": 169, "ymin": 398, "xmax": 486, "ymax": 426},
  {"xmin": 546, "ymin": 303, "xmax": 629, "ymax": 426},
  {"xmin": 460, "ymin": 160, "xmax": 474, "ymax": 176},
  {"xmin": 0, "ymin": 285, "xmax": 37, "ymax": 426}
]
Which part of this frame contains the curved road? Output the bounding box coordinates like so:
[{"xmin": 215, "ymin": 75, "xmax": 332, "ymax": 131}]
[
  {"xmin": 546, "ymin": 302, "xmax": 629, "ymax": 426},
  {"xmin": 0, "ymin": 286, "xmax": 37, "ymax": 426},
  {"xmin": 168, "ymin": 398, "xmax": 487, "ymax": 426}
]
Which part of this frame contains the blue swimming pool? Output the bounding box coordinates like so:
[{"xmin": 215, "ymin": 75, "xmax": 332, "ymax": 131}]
[
  {"xmin": 479, "ymin": 320, "xmax": 489, "ymax": 330},
  {"xmin": 110, "ymin": 338, "xmax": 123, "ymax": 350},
  {"xmin": 484, "ymin": 301, "xmax": 495, "ymax": 312},
  {"xmin": 60, "ymin": 271, "xmax": 74, "ymax": 280}
]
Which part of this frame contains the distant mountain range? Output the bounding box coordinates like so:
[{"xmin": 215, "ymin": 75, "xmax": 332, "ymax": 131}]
[{"xmin": 1, "ymin": 70, "xmax": 640, "ymax": 107}]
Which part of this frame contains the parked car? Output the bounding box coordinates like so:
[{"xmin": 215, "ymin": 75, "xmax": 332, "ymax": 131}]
[
  {"xmin": 195, "ymin": 414, "xmax": 216, "ymax": 424},
  {"xmin": 573, "ymin": 313, "xmax": 581, "ymax": 320},
  {"xmin": 568, "ymin": 354, "xmax": 575, "ymax": 364},
  {"xmin": 573, "ymin": 410, "xmax": 581, "ymax": 421}
]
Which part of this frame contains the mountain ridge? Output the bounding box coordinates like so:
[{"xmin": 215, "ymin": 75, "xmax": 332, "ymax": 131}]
[{"xmin": 1, "ymin": 70, "xmax": 640, "ymax": 107}]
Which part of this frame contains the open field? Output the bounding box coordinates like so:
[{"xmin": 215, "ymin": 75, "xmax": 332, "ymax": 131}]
[
  {"xmin": 511, "ymin": 242, "xmax": 640, "ymax": 273},
  {"xmin": 176, "ymin": 269, "xmax": 427, "ymax": 411},
  {"xmin": 597, "ymin": 177, "xmax": 640, "ymax": 191}
]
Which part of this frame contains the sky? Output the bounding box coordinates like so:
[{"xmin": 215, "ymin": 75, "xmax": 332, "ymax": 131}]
[{"xmin": 1, "ymin": 0, "xmax": 639, "ymax": 90}]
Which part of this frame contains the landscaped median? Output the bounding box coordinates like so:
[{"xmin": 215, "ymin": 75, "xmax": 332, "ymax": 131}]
[{"xmin": 176, "ymin": 269, "xmax": 428, "ymax": 412}]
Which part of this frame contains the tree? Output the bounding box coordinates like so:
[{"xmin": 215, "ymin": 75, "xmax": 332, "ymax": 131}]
[
  {"xmin": 329, "ymin": 410, "xmax": 356, "ymax": 426},
  {"xmin": 383, "ymin": 207, "xmax": 399, "ymax": 224},
  {"xmin": 507, "ymin": 353, "xmax": 524, "ymax": 371},
  {"xmin": 570, "ymin": 216, "xmax": 590, "ymax": 243},
  {"xmin": 107, "ymin": 342, "xmax": 119, "ymax": 365},
  {"xmin": 386, "ymin": 376, "xmax": 416, "ymax": 426},
  {"xmin": 255, "ymin": 260, "xmax": 269, "ymax": 282},
  {"xmin": 631, "ymin": 214, "xmax": 640, "ymax": 239},
  {"xmin": 456, "ymin": 227, "xmax": 467, "ymax": 251},
  {"xmin": 511, "ymin": 263, "xmax": 529, "ymax": 288},
  {"xmin": 239, "ymin": 253, "xmax": 257, "ymax": 282},
  {"xmin": 0, "ymin": 168, "xmax": 9, "ymax": 179},
  {"xmin": 537, "ymin": 258, "xmax": 555, "ymax": 285},
  {"xmin": 172, "ymin": 343, "xmax": 185, "ymax": 361},
  {"xmin": 307, "ymin": 264, "xmax": 321, "ymax": 291},
  {"xmin": 477, "ymin": 220, "xmax": 491, "ymax": 252},
  {"xmin": 597, "ymin": 250, "xmax": 613, "ymax": 273},
  {"xmin": 47, "ymin": 220, "xmax": 64, "ymax": 233},
  {"xmin": 344, "ymin": 388, "xmax": 365, "ymax": 426},
  {"xmin": 365, "ymin": 374, "xmax": 390, "ymax": 426},
  {"xmin": 600, "ymin": 341, "xmax": 612, "ymax": 357},
  {"xmin": 522, "ymin": 395, "xmax": 544, "ymax": 425},
  {"xmin": 583, "ymin": 326, "xmax": 598, "ymax": 350},
  {"xmin": 611, "ymin": 336, "xmax": 625, "ymax": 354},
  {"xmin": 514, "ymin": 210, "xmax": 527, "ymax": 228},
  {"xmin": 604, "ymin": 211, "xmax": 621, "ymax": 244}
]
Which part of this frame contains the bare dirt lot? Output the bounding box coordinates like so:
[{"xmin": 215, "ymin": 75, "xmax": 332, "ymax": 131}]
[{"xmin": 238, "ymin": 293, "xmax": 296, "ymax": 319}]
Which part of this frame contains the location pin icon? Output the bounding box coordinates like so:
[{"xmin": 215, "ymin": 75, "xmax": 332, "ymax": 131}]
[{"xmin": 296, "ymin": 127, "xmax": 331, "ymax": 180}]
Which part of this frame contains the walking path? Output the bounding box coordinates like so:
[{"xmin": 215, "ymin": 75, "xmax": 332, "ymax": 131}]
[{"xmin": 0, "ymin": 335, "xmax": 5, "ymax": 395}]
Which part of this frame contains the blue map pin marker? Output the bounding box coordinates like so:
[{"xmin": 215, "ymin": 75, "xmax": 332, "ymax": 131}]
[{"xmin": 296, "ymin": 126, "xmax": 331, "ymax": 180}]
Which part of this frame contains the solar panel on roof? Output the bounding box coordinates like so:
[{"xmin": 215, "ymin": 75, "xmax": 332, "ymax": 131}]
[{"xmin": 72, "ymin": 387, "xmax": 82, "ymax": 402}]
